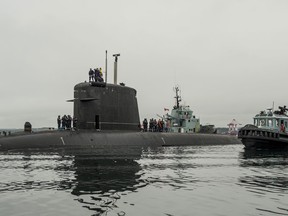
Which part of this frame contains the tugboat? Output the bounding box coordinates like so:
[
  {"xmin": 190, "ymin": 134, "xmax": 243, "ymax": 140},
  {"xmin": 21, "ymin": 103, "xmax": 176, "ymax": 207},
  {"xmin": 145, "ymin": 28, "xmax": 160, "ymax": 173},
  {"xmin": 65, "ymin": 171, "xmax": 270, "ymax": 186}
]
[
  {"xmin": 164, "ymin": 86, "xmax": 200, "ymax": 133},
  {"xmin": 238, "ymin": 106, "xmax": 288, "ymax": 149}
]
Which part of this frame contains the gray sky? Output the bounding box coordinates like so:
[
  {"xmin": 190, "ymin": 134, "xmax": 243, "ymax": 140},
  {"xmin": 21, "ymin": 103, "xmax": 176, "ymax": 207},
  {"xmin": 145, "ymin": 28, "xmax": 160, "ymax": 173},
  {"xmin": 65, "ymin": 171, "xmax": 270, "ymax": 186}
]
[{"xmin": 1, "ymin": 0, "xmax": 288, "ymax": 128}]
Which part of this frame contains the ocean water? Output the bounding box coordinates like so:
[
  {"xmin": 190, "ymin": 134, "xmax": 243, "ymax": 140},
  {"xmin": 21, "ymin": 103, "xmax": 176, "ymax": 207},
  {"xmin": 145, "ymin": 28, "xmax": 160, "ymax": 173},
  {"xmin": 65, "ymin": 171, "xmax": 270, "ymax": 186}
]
[{"xmin": 0, "ymin": 144, "xmax": 287, "ymax": 216}]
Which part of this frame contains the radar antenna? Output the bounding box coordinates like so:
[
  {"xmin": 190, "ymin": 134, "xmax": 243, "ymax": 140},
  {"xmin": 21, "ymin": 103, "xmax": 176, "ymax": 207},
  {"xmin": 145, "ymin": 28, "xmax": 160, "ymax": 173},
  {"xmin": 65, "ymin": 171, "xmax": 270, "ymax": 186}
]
[{"xmin": 279, "ymin": 105, "xmax": 288, "ymax": 115}]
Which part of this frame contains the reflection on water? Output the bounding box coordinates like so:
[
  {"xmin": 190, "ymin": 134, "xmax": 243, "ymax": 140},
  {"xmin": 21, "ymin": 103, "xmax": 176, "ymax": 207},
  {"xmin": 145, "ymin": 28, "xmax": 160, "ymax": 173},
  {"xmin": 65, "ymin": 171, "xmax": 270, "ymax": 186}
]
[
  {"xmin": 0, "ymin": 145, "xmax": 288, "ymax": 216},
  {"xmin": 238, "ymin": 148, "xmax": 288, "ymax": 216},
  {"xmin": 0, "ymin": 146, "xmax": 146, "ymax": 215},
  {"xmin": 71, "ymin": 156, "xmax": 146, "ymax": 214},
  {"xmin": 239, "ymin": 149, "xmax": 288, "ymax": 191}
]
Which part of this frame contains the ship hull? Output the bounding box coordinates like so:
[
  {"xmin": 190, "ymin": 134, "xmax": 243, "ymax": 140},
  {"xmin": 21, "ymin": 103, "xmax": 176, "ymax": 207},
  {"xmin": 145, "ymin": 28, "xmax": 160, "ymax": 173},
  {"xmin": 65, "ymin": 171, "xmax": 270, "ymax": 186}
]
[
  {"xmin": 238, "ymin": 127, "xmax": 288, "ymax": 149},
  {"xmin": 240, "ymin": 137, "xmax": 288, "ymax": 149},
  {"xmin": 0, "ymin": 130, "xmax": 241, "ymax": 152}
]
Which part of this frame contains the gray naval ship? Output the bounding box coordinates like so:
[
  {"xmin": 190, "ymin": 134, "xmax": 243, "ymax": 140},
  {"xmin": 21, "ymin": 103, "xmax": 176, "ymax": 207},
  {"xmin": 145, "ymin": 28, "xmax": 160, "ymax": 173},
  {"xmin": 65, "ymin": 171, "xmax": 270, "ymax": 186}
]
[
  {"xmin": 0, "ymin": 55, "xmax": 241, "ymax": 152},
  {"xmin": 163, "ymin": 86, "xmax": 200, "ymax": 133},
  {"xmin": 162, "ymin": 86, "xmax": 216, "ymax": 134}
]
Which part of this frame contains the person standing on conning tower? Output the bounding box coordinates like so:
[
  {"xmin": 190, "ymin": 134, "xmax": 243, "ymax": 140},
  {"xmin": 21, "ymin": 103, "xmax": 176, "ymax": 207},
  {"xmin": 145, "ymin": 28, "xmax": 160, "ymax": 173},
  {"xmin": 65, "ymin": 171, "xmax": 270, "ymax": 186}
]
[
  {"xmin": 89, "ymin": 68, "xmax": 93, "ymax": 82},
  {"xmin": 99, "ymin": 67, "xmax": 104, "ymax": 82}
]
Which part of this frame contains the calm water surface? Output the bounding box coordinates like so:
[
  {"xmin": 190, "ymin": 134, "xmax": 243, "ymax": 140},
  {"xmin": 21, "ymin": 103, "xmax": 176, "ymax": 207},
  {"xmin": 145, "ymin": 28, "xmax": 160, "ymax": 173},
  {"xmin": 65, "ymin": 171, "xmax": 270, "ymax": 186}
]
[{"xmin": 0, "ymin": 144, "xmax": 287, "ymax": 216}]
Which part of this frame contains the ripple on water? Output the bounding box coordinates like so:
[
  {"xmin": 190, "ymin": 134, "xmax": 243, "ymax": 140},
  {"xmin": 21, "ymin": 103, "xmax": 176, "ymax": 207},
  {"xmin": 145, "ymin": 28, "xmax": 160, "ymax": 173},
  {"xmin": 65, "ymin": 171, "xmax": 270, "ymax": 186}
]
[{"xmin": 0, "ymin": 145, "xmax": 287, "ymax": 216}]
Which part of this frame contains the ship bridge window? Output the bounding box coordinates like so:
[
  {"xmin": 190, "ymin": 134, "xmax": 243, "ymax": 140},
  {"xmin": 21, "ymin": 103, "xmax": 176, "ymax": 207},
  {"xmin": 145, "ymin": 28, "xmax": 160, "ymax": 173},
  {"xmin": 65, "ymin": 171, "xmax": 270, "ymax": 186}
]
[
  {"xmin": 268, "ymin": 119, "xmax": 273, "ymax": 127},
  {"xmin": 254, "ymin": 119, "xmax": 258, "ymax": 126},
  {"xmin": 260, "ymin": 119, "xmax": 265, "ymax": 126},
  {"xmin": 275, "ymin": 119, "xmax": 279, "ymax": 127},
  {"xmin": 285, "ymin": 121, "xmax": 288, "ymax": 128}
]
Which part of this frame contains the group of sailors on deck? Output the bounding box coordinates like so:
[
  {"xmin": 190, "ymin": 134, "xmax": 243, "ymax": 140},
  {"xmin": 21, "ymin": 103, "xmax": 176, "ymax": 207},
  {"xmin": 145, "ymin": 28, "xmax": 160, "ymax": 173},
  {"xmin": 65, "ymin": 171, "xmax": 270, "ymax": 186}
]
[
  {"xmin": 0, "ymin": 131, "xmax": 11, "ymax": 136},
  {"xmin": 89, "ymin": 68, "xmax": 104, "ymax": 82},
  {"xmin": 142, "ymin": 118, "xmax": 168, "ymax": 132},
  {"xmin": 57, "ymin": 115, "xmax": 78, "ymax": 130}
]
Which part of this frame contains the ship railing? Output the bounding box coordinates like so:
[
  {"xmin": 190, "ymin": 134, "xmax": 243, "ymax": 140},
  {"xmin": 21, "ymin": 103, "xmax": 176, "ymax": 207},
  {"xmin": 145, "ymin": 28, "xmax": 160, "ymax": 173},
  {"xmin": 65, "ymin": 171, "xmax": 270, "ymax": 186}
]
[{"xmin": 238, "ymin": 128, "xmax": 279, "ymax": 139}]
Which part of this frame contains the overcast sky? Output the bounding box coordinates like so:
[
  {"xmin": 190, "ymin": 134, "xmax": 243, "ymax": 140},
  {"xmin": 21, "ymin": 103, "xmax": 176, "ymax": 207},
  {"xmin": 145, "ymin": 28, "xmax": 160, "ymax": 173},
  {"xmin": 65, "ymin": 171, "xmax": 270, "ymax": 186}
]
[{"xmin": 1, "ymin": 0, "xmax": 288, "ymax": 129}]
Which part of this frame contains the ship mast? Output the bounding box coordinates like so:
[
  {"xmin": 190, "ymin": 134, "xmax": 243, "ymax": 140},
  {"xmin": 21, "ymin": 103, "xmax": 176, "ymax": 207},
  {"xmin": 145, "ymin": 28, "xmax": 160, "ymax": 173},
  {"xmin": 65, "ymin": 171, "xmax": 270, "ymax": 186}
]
[
  {"xmin": 113, "ymin": 53, "xmax": 120, "ymax": 85},
  {"xmin": 174, "ymin": 86, "xmax": 181, "ymax": 109}
]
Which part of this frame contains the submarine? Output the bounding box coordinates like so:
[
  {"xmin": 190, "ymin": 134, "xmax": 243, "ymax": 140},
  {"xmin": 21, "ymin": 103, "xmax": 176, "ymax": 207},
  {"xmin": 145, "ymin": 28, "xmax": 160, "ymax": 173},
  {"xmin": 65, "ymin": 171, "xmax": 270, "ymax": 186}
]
[{"xmin": 0, "ymin": 54, "xmax": 241, "ymax": 152}]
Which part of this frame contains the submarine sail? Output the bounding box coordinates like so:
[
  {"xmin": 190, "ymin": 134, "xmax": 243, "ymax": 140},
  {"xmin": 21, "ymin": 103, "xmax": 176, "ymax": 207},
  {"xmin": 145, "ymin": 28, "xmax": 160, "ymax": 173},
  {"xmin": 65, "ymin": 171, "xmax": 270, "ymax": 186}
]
[{"xmin": 73, "ymin": 82, "xmax": 140, "ymax": 131}]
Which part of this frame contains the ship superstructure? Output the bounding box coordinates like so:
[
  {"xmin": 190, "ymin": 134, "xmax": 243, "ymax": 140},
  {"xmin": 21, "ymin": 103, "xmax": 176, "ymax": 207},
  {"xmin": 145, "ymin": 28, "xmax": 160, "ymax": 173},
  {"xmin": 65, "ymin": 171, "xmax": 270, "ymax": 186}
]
[{"xmin": 166, "ymin": 86, "xmax": 200, "ymax": 133}]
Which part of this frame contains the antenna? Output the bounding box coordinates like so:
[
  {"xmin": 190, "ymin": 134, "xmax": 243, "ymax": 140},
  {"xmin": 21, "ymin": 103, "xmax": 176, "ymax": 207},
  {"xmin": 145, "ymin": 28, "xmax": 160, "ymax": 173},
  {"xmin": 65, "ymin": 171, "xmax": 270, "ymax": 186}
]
[
  {"xmin": 105, "ymin": 50, "xmax": 108, "ymax": 83},
  {"xmin": 174, "ymin": 85, "xmax": 181, "ymax": 108}
]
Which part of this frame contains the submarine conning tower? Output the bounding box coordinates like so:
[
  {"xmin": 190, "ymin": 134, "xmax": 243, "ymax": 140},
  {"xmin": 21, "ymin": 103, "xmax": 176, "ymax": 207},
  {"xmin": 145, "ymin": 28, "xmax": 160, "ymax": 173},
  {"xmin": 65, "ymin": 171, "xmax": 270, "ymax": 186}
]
[{"xmin": 73, "ymin": 82, "xmax": 140, "ymax": 131}]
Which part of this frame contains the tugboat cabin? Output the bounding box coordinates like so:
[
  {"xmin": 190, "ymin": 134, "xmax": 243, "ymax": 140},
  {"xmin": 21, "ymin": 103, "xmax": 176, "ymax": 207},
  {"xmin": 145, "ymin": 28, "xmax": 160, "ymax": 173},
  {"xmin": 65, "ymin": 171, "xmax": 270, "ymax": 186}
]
[{"xmin": 253, "ymin": 107, "xmax": 288, "ymax": 133}]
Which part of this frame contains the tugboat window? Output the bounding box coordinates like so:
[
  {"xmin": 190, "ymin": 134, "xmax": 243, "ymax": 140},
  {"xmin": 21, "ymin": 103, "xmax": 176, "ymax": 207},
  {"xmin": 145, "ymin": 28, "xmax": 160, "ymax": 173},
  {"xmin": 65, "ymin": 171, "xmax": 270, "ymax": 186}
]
[
  {"xmin": 275, "ymin": 119, "xmax": 279, "ymax": 127},
  {"xmin": 268, "ymin": 119, "xmax": 273, "ymax": 127},
  {"xmin": 260, "ymin": 119, "xmax": 265, "ymax": 126},
  {"xmin": 254, "ymin": 119, "xmax": 258, "ymax": 126}
]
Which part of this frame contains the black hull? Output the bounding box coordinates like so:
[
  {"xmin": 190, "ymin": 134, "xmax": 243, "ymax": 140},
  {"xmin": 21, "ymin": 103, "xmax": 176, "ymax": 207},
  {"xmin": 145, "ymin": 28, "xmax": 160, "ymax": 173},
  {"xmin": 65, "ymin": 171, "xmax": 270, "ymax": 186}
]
[
  {"xmin": 238, "ymin": 126, "xmax": 288, "ymax": 149},
  {"xmin": 241, "ymin": 137, "xmax": 288, "ymax": 149},
  {"xmin": 0, "ymin": 130, "xmax": 241, "ymax": 153}
]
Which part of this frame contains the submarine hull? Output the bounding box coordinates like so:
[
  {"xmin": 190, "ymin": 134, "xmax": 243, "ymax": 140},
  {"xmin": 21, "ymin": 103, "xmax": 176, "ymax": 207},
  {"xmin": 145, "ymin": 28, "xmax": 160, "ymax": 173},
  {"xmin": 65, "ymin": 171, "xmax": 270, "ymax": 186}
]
[
  {"xmin": 0, "ymin": 131, "xmax": 242, "ymax": 152},
  {"xmin": 0, "ymin": 81, "xmax": 242, "ymax": 152}
]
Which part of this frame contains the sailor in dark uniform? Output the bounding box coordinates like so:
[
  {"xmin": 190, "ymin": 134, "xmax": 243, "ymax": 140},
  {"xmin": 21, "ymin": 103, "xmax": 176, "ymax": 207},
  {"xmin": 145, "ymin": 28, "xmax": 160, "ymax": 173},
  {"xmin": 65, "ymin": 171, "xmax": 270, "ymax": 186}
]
[
  {"xmin": 143, "ymin": 118, "xmax": 148, "ymax": 132},
  {"xmin": 57, "ymin": 115, "xmax": 61, "ymax": 129},
  {"xmin": 61, "ymin": 115, "xmax": 67, "ymax": 129},
  {"xmin": 94, "ymin": 68, "xmax": 100, "ymax": 82},
  {"xmin": 67, "ymin": 115, "xmax": 72, "ymax": 129}
]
